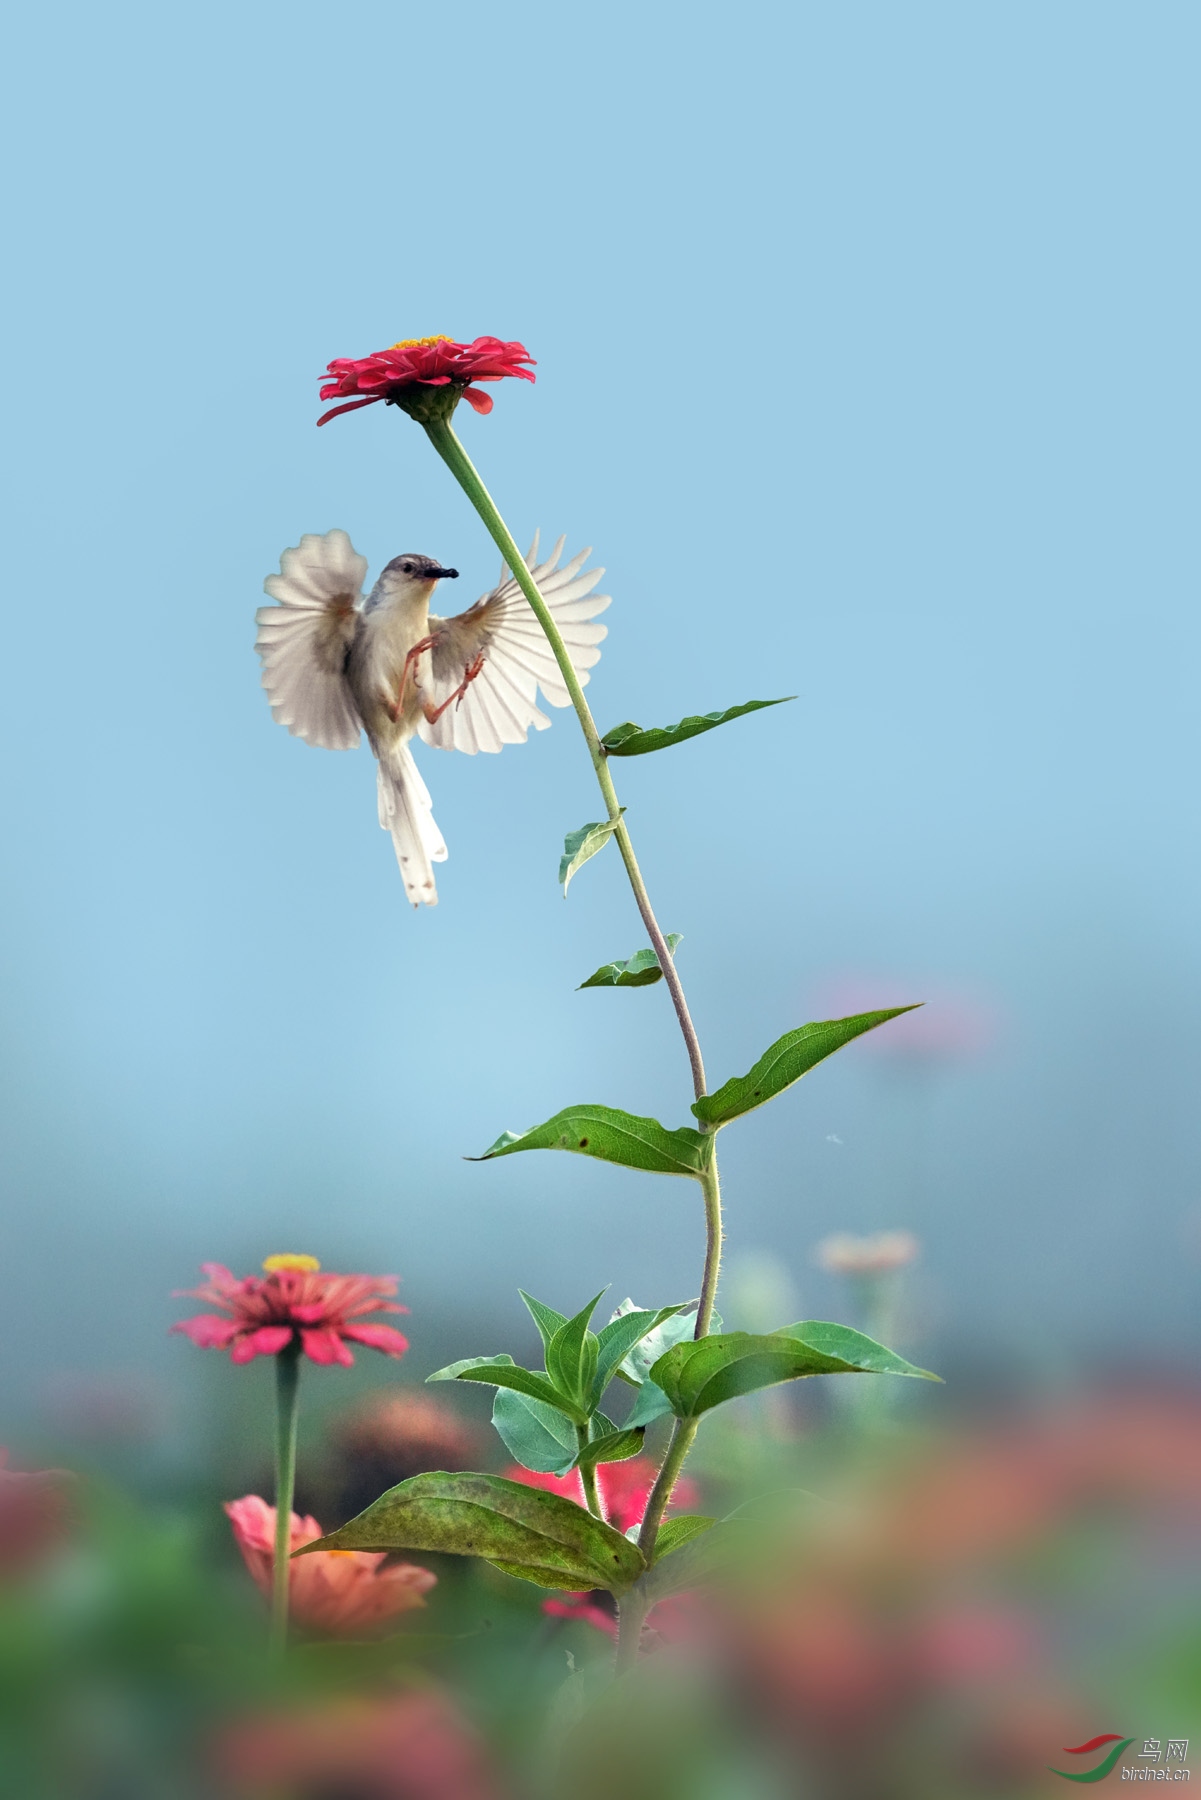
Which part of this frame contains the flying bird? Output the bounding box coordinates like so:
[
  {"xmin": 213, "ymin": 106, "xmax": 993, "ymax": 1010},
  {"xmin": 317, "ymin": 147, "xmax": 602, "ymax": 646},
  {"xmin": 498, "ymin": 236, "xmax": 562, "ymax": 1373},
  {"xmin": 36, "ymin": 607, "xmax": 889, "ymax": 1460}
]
[{"xmin": 255, "ymin": 530, "xmax": 610, "ymax": 905}]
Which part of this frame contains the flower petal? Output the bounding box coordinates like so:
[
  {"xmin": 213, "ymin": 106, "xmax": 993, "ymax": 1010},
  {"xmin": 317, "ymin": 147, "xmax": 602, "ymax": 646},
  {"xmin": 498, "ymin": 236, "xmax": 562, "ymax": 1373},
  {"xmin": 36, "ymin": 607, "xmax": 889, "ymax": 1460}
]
[
  {"xmin": 230, "ymin": 1325, "xmax": 294, "ymax": 1364},
  {"xmin": 300, "ymin": 1328, "xmax": 355, "ymax": 1367},
  {"xmin": 461, "ymin": 385, "xmax": 494, "ymax": 415},
  {"xmin": 317, "ymin": 396, "xmax": 382, "ymax": 427},
  {"xmin": 340, "ymin": 1323, "xmax": 410, "ymax": 1358},
  {"xmin": 171, "ymin": 1314, "xmax": 240, "ymax": 1349}
]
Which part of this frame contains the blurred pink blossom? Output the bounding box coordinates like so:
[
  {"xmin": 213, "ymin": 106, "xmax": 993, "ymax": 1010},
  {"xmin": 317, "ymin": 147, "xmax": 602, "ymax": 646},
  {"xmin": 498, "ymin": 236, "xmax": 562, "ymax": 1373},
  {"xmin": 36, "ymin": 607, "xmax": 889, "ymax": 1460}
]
[
  {"xmin": 172, "ymin": 1253, "xmax": 408, "ymax": 1367},
  {"xmin": 224, "ymin": 1494, "xmax": 434, "ymax": 1635},
  {"xmin": 216, "ymin": 1690, "xmax": 501, "ymax": 1800},
  {"xmin": 817, "ymin": 978, "xmax": 998, "ymax": 1062},
  {"xmin": 0, "ymin": 1450, "xmax": 73, "ymax": 1575}
]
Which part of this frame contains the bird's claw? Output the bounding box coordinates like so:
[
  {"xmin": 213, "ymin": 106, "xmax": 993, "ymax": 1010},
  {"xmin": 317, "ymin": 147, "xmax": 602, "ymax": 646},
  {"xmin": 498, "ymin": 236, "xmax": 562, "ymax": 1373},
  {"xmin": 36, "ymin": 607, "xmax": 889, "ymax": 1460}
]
[{"xmin": 424, "ymin": 652, "xmax": 486, "ymax": 725}]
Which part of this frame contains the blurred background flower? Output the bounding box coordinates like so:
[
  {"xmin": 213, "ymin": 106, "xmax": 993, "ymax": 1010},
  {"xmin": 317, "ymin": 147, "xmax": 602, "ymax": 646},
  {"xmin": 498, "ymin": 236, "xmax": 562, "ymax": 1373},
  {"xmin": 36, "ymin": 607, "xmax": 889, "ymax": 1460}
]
[{"xmin": 224, "ymin": 1493, "xmax": 435, "ymax": 1636}]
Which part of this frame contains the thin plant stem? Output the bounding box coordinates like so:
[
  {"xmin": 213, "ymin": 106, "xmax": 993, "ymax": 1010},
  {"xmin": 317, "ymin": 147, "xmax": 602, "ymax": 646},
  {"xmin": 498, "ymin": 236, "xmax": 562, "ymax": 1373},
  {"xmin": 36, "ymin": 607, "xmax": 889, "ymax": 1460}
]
[
  {"xmin": 269, "ymin": 1341, "xmax": 301, "ymax": 1659},
  {"xmin": 576, "ymin": 1429, "xmax": 604, "ymax": 1519},
  {"xmin": 422, "ymin": 418, "xmax": 708, "ymax": 1100},
  {"xmin": 422, "ymin": 412, "xmax": 724, "ymax": 1666},
  {"xmin": 615, "ymin": 1417, "xmax": 700, "ymax": 1670}
]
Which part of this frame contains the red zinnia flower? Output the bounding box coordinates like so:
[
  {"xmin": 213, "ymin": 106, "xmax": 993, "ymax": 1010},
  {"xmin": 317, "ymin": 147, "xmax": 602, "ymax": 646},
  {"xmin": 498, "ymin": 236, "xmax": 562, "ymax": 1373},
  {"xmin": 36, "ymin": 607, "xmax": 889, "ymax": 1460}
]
[
  {"xmin": 318, "ymin": 334, "xmax": 535, "ymax": 426},
  {"xmin": 224, "ymin": 1495, "xmax": 434, "ymax": 1635},
  {"xmin": 172, "ymin": 1254, "xmax": 409, "ymax": 1367}
]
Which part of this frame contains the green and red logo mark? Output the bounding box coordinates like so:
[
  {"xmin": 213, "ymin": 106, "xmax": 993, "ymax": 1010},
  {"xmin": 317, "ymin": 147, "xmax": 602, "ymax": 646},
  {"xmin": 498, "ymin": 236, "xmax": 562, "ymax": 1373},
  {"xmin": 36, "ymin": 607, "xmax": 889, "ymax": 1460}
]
[{"xmin": 1049, "ymin": 1736, "xmax": 1135, "ymax": 1783}]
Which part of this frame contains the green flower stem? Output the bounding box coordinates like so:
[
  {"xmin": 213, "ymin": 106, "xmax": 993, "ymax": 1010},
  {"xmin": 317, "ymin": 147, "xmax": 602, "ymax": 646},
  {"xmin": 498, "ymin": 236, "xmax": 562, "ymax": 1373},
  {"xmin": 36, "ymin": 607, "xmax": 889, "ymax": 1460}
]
[
  {"xmin": 269, "ymin": 1341, "xmax": 301, "ymax": 1659},
  {"xmin": 422, "ymin": 414, "xmax": 724, "ymax": 1663},
  {"xmin": 422, "ymin": 418, "xmax": 708, "ymax": 1102},
  {"xmin": 616, "ymin": 1417, "xmax": 700, "ymax": 1671},
  {"xmin": 576, "ymin": 1430, "xmax": 604, "ymax": 1519}
]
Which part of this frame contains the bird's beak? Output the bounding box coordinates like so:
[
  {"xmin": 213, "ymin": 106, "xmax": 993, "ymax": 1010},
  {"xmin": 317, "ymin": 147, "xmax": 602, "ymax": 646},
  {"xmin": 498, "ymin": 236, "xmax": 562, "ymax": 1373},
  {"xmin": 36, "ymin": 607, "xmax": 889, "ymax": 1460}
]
[{"xmin": 429, "ymin": 566, "xmax": 459, "ymax": 580}]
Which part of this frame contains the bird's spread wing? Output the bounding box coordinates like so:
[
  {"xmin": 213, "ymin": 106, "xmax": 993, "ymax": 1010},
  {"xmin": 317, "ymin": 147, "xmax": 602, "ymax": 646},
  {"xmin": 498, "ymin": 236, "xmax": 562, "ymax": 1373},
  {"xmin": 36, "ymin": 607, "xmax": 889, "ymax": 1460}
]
[
  {"xmin": 256, "ymin": 530, "xmax": 367, "ymax": 750},
  {"xmin": 417, "ymin": 534, "xmax": 610, "ymax": 755}
]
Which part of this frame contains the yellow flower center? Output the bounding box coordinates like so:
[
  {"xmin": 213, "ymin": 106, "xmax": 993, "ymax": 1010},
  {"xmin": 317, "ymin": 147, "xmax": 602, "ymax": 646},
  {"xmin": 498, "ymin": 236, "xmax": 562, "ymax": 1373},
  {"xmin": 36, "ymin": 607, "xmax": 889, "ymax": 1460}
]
[
  {"xmin": 388, "ymin": 335, "xmax": 453, "ymax": 350},
  {"xmin": 262, "ymin": 1253, "xmax": 320, "ymax": 1273}
]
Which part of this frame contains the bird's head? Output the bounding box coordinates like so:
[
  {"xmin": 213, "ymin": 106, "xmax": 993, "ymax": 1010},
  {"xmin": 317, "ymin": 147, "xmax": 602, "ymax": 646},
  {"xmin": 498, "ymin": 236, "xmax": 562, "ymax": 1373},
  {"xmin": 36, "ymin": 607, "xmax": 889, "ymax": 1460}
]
[{"xmin": 378, "ymin": 553, "xmax": 459, "ymax": 596}]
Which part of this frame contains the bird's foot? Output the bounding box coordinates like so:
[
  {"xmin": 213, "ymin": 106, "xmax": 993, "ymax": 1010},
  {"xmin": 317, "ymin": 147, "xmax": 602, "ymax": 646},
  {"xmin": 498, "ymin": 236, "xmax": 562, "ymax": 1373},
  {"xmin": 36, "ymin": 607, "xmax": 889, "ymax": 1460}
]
[
  {"xmin": 424, "ymin": 652, "xmax": 486, "ymax": 724},
  {"xmin": 389, "ymin": 634, "xmax": 438, "ymax": 722}
]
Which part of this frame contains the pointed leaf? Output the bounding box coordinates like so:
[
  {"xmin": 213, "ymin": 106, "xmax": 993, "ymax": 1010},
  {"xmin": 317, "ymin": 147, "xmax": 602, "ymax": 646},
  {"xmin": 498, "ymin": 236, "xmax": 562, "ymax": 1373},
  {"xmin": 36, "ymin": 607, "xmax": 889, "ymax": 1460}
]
[
  {"xmin": 601, "ymin": 697, "xmax": 795, "ymax": 757},
  {"xmin": 635, "ymin": 1517, "xmax": 734, "ymax": 1603},
  {"xmin": 692, "ymin": 1009, "xmax": 920, "ymax": 1128},
  {"xmin": 649, "ymin": 1515, "xmax": 717, "ymax": 1564},
  {"xmin": 560, "ymin": 812, "xmax": 624, "ymax": 894},
  {"xmin": 623, "ymin": 1378, "xmax": 674, "ymax": 1429},
  {"xmin": 778, "ymin": 1320, "xmax": 942, "ymax": 1381},
  {"xmin": 594, "ymin": 1304, "xmax": 687, "ymax": 1396},
  {"xmin": 579, "ymin": 936, "xmax": 682, "ymax": 990},
  {"xmin": 650, "ymin": 1327, "xmax": 940, "ymax": 1419},
  {"xmin": 427, "ymin": 1355, "xmax": 588, "ymax": 1425},
  {"xmin": 297, "ymin": 1472, "xmax": 645, "ymax": 1594},
  {"xmin": 491, "ymin": 1389, "xmax": 579, "ymax": 1476},
  {"xmin": 471, "ymin": 1105, "xmax": 713, "ymax": 1179},
  {"xmin": 546, "ymin": 1290, "xmax": 606, "ymax": 1405},
  {"xmin": 519, "ymin": 1291, "xmax": 568, "ymax": 1355},
  {"xmin": 577, "ymin": 1427, "xmax": 646, "ymax": 1472}
]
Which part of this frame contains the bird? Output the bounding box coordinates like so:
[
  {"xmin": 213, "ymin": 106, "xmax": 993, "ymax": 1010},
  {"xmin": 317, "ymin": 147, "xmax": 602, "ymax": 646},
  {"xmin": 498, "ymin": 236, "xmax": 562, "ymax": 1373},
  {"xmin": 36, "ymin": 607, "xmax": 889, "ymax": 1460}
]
[{"xmin": 255, "ymin": 530, "xmax": 610, "ymax": 906}]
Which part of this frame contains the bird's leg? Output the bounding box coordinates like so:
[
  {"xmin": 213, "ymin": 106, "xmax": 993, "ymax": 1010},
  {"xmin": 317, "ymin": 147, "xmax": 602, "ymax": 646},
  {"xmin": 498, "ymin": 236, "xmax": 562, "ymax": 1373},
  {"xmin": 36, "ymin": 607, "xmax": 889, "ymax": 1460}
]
[
  {"xmin": 423, "ymin": 652, "xmax": 486, "ymax": 724},
  {"xmin": 389, "ymin": 634, "xmax": 438, "ymax": 722}
]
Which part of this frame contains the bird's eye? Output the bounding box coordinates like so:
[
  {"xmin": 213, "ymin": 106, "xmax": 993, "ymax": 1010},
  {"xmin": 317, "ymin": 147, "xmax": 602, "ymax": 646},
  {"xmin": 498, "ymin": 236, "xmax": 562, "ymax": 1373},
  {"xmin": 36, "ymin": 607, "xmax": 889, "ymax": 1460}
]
[{"xmin": 402, "ymin": 561, "xmax": 414, "ymax": 573}]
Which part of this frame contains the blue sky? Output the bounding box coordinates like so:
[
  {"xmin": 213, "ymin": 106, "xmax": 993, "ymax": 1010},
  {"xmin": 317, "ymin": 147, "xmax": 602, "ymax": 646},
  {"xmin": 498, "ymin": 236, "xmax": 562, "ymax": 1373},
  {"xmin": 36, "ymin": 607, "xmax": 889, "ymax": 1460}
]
[{"xmin": 2, "ymin": 2, "xmax": 1198, "ymax": 1442}]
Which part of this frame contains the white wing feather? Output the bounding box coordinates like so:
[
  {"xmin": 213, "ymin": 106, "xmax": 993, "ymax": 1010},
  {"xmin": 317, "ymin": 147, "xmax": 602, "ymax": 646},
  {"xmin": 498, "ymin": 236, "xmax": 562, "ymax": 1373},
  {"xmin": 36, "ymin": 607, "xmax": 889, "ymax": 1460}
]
[
  {"xmin": 416, "ymin": 535, "xmax": 610, "ymax": 755},
  {"xmin": 256, "ymin": 530, "xmax": 367, "ymax": 750}
]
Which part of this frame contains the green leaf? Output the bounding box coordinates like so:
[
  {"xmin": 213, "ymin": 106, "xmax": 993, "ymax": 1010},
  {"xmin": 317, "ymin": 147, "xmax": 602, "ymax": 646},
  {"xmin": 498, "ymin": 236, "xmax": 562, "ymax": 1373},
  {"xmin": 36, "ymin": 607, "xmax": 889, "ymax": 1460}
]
[
  {"xmin": 427, "ymin": 1354, "xmax": 588, "ymax": 1425},
  {"xmin": 650, "ymin": 1326, "xmax": 940, "ymax": 1419},
  {"xmin": 635, "ymin": 1517, "xmax": 734, "ymax": 1603},
  {"xmin": 579, "ymin": 936, "xmax": 682, "ymax": 990},
  {"xmin": 297, "ymin": 1472, "xmax": 646, "ymax": 1595},
  {"xmin": 577, "ymin": 1427, "xmax": 645, "ymax": 1472},
  {"xmin": 519, "ymin": 1291, "xmax": 568, "ymax": 1356},
  {"xmin": 560, "ymin": 812, "xmax": 624, "ymax": 894},
  {"xmin": 623, "ymin": 1378, "xmax": 674, "ymax": 1429},
  {"xmin": 470, "ymin": 1105, "xmax": 714, "ymax": 1179},
  {"xmin": 594, "ymin": 1303, "xmax": 688, "ymax": 1395},
  {"xmin": 692, "ymin": 1009, "xmax": 920, "ymax": 1128},
  {"xmin": 649, "ymin": 1515, "xmax": 717, "ymax": 1564},
  {"xmin": 546, "ymin": 1291, "xmax": 606, "ymax": 1405},
  {"xmin": 491, "ymin": 1389, "xmax": 579, "ymax": 1477},
  {"xmin": 777, "ymin": 1320, "xmax": 943, "ymax": 1381},
  {"xmin": 616, "ymin": 1305, "xmax": 720, "ymax": 1386},
  {"xmin": 601, "ymin": 697, "xmax": 795, "ymax": 758}
]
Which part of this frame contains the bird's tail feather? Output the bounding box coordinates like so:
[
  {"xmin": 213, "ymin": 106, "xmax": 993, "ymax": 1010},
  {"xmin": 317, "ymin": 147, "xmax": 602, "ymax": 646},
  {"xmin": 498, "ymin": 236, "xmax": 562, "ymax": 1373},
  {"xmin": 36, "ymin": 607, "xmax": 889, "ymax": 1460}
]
[{"xmin": 376, "ymin": 743, "xmax": 447, "ymax": 907}]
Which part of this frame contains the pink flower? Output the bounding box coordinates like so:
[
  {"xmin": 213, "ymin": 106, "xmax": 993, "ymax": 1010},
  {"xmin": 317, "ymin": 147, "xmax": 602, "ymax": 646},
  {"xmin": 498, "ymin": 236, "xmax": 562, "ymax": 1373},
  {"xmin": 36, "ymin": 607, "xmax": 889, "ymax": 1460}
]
[
  {"xmin": 507, "ymin": 1457, "xmax": 699, "ymax": 1534},
  {"xmin": 172, "ymin": 1254, "xmax": 409, "ymax": 1367},
  {"xmin": 216, "ymin": 1691, "xmax": 501, "ymax": 1800},
  {"xmin": 224, "ymin": 1495, "xmax": 435, "ymax": 1636},
  {"xmin": 543, "ymin": 1593, "xmax": 618, "ymax": 1638},
  {"xmin": 318, "ymin": 334, "xmax": 536, "ymax": 425},
  {"xmin": 0, "ymin": 1450, "xmax": 73, "ymax": 1575}
]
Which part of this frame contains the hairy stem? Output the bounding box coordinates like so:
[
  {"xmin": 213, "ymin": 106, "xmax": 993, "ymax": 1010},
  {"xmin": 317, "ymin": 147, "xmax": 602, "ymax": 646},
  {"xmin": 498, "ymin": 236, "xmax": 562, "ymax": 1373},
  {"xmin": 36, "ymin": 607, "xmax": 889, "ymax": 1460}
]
[
  {"xmin": 269, "ymin": 1341, "xmax": 301, "ymax": 1659},
  {"xmin": 577, "ymin": 1430, "xmax": 604, "ymax": 1519}
]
